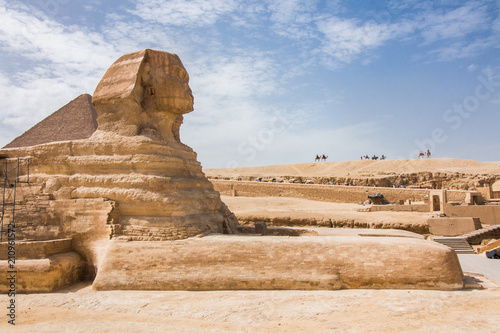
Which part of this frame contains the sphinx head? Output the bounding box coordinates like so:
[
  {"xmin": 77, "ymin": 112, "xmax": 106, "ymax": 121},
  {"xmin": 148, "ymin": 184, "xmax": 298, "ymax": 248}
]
[
  {"xmin": 92, "ymin": 49, "xmax": 193, "ymax": 141},
  {"xmin": 138, "ymin": 50, "xmax": 193, "ymax": 114}
]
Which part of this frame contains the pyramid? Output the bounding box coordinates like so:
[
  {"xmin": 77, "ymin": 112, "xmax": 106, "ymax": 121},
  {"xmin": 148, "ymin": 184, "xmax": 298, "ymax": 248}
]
[{"xmin": 3, "ymin": 94, "xmax": 97, "ymax": 148}]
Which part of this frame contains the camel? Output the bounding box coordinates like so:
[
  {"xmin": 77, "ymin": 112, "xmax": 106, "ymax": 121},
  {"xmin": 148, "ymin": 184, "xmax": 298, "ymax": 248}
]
[
  {"xmin": 321, "ymin": 155, "xmax": 328, "ymax": 162},
  {"xmin": 315, "ymin": 155, "xmax": 320, "ymax": 162}
]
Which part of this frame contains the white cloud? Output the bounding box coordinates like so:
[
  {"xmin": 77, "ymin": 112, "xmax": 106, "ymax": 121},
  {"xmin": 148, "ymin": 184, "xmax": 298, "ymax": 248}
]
[
  {"xmin": 313, "ymin": 1, "xmax": 498, "ymax": 65},
  {"xmin": 0, "ymin": 3, "xmax": 117, "ymax": 72},
  {"xmin": 265, "ymin": 0, "xmax": 320, "ymax": 38},
  {"xmin": 417, "ymin": 2, "xmax": 490, "ymax": 43},
  {"xmin": 426, "ymin": 37, "xmax": 497, "ymax": 61},
  {"xmin": 0, "ymin": 1, "xmax": 119, "ymax": 146},
  {"xmin": 130, "ymin": 0, "xmax": 237, "ymax": 26},
  {"xmin": 101, "ymin": 16, "xmax": 181, "ymax": 55},
  {"xmin": 316, "ymin": 18, "xmax": 402, "ymax": 63},
  {"xmin": 267, "ymin": 0, "xmax": 318, "ymax": 24},
  {"xmin": 0, "ymin": 71, "xmax": 87, "ymax": 141},
  {"xmin": 190, "ymin": 55, "xmax": 277, "ymax": 99},
  {"xmin": 181, "ymin": 53, "xmax": 285, "ymax": 167},
  {"xmin": 467, "ymin": 64, "xmax": 477, "ymax": 73}
]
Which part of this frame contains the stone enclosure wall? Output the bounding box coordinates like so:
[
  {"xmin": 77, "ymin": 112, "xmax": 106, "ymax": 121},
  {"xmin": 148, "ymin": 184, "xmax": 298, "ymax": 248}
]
[
  {"xmin": 444, "ymin": 204, "xmax": 500, "ymax": 226},
  {"xmin": 210, "ymin": 180, "xmax": 469, "ymax": 204}
]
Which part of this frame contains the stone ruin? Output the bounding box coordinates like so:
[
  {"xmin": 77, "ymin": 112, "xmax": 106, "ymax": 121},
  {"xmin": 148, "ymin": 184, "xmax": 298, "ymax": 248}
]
[{"xmin": 1, "ymin": 49, "xmax": 464, "ymax": 292}]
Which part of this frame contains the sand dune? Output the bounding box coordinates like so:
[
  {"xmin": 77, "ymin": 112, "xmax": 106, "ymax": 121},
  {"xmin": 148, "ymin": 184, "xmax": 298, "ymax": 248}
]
[{"xmin": 205, "ymin": 158, "xmax": 500, "ymax": 179}]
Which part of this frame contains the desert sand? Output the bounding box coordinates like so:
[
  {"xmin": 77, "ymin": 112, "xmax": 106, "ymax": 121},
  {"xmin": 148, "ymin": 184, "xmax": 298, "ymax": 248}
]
[
  {"xmin": 205, "ymin": 158, "xmax": 500, "ymax": 190},
  {"xmin": 205, "ymin": 159, "xmax": 500, "ymax": 179},
  {"xmin": 2, "ymin": 281, "xmax": 499, "ymax": 332}
]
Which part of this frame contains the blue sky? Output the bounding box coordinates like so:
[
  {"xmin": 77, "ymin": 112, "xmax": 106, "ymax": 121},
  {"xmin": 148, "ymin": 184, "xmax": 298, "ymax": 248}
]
[{"xmin": 0, "ymin": 0, "xmax": 499, "ymax": 168}]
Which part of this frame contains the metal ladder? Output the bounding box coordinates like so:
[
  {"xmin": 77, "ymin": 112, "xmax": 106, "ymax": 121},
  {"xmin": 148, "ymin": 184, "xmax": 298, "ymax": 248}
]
[{"xmin": 0, "ymin": 158, "xmax": 29, "ymax": 242}]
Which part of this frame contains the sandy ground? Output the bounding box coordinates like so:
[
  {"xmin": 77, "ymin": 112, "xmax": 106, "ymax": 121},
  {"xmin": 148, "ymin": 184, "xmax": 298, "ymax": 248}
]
[
  {"xmin": 221, "ymin": 195, "xmax": 431, "ymax": 226},
  {"xmin": 2, "ymin": 281, "xmax": 499, "ymax": 332},
  {"xmin": 205, "ymin": 158, "xmax": 500, "ymax": 179}
]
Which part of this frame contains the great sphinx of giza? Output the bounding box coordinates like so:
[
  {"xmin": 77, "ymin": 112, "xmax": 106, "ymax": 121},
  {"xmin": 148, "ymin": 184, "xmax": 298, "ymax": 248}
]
[
  {"xmin": 88, "ymin": 49, "xmax": 239, "ymax": 238},
  {"xmin": 6, "ymin": 49, "xmax": 237, "ymax": 239},
  {"xmin": 0, "ymin": 50, "xmax": 239, "ymax": 287},
  {"xmin": 1, "ymin": 50, "xmax": 464, "ymax": 292}
]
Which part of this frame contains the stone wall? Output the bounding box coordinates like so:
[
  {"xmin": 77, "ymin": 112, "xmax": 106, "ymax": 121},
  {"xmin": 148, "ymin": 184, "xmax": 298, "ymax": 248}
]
[
  {"xmin": 0, "ymin": 239, "xmax": 72, "ymax": 260},
  {"xmin": 370, "ymin": 204, "xmax": 429, "ymax": 212},
  {"xmin": 0, "ymin": 239, "xmax": 85, "ymax": 293},
  {"xmin": 93, "ymin": 235, "xmax": 463, "ymax": 291},
  {"xmin": 446, "ymin": 190, "xmax": 471, "ymax": 202},
  {"xmin": 1, "ymin": 183, "xmax": 115, "ymax": 279},
  {"xmin": 0, "ymin": 252, "xmax": 85, "ymax": 293},
  {"xmin": 236, "ymin": 216, "xmax": 430, "ymax": 234},
  {"xmin": 211, "ymin": 180, "xmax": 437, "ymax": 204},
  {"xmin": 428, "ymin": 217, "xmax": 482, "ymax": 236},
  {"xmin": 444, "ymin": 204, "xmax": 500, "ymax": 226},
  {"xmin": 476, "ymin": 187, "xmax": 492, "ymax": 200}
]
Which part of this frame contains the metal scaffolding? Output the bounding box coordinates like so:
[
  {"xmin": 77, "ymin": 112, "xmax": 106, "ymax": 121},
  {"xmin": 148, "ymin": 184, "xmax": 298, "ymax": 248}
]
[{"xmin": 0, "ymin": 158, "xmax": 29, "ymax": 242}]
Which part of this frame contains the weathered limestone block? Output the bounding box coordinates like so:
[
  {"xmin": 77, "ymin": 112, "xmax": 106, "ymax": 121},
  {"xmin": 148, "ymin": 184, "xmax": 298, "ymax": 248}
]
[
  {"xmin": 0, "ymin": 252, "xmax": 85, "ymax": 293},
  {"xmin": 0, "ymin": 187, "xmax": 116, "ymax": 279},
  {"xmin": 93, "ymin": 235, "xmax": 463, "ymax": 291},
  {"xmin": 428, "ymin": 217, "xmax": 482, "ymax": 236},
  {"xmin": 0, "ymin": 239, "xmax": 72, "ymax": 260}
]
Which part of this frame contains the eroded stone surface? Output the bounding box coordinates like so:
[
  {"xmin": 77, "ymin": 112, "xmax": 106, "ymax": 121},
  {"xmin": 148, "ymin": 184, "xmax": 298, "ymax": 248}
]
[
  {"xmin": 1, "ymin": 49, "xmax": 238, "ymax": 243},
  {"xmin": 93, "ymin": 235, "xmax": 464, "ymax": 291}
]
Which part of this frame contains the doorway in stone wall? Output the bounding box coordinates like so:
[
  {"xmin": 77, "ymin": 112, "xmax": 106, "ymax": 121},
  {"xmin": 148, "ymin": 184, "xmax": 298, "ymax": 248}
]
[{"xmin": 432, "ymin": 195, "xmax": 441, "ymax": 211}]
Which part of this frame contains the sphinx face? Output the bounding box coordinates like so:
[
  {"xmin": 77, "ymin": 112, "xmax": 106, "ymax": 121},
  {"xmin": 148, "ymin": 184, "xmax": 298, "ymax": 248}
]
[{"xmin": 141, "ymin": 52, "xmax": 194, "ymax": 114}]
